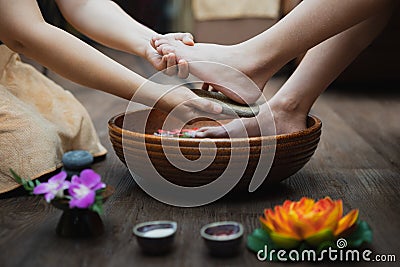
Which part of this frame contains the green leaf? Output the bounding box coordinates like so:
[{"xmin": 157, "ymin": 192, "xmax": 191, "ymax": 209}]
[
  {"xmin": 91, "ymin": 201, "xmax": 104, "ymax": 215},
  {"xmin": 10, "ymin": 168, "xmax": 24, "ymax": 184},
  {"xmin": 270, "ymin": 232, "xmax": 301, "ymax": 249},
  {"xmin": 345, "ymin": 220, "xmax": 373, "ymax": 248},
  {"xmin": 316, "ymin": 240, "xmax": 336, "ymax": 254},
  {"xmin": 305, "ymin": 229, "xmax": 334, "ymax": 247},
  {"xmin": 11, "ymin": 169, "xmax": 37, "ymax": 191},
  {"xmin": 27, "ymin": 180, "xmax": 34, "ymax": 188},
  {"xmin": 96, "ymin": 188, "xmax": 105, "ymax": 194},
  {"xmin": 247, "ymin": 228, "xmax": 275, "ymax": 254}
]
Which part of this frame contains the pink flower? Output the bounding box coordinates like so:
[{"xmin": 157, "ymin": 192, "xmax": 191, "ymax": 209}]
[
  {"xmin": 68, "ymin": 169, "xmax": 105, "ymax": 209},
  {"xmin": 33, "ymin": 171, "xmax": 70, "ymax": 202}
]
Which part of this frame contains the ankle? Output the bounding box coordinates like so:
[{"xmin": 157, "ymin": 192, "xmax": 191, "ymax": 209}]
[
  {"xmin": 236, "ymin": 40, "xmax": 283, "ymax": 80},
  {"xmin": 269, "ymin": 96, "xmax": 308, "ymax": 117}
]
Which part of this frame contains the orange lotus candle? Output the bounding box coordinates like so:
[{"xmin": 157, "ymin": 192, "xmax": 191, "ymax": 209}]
[
  {"xmin": 247, "ymin": 197, "xmax": 372, "ymax": 258},
  {"xmin": 260, "ymin": 197, "xmax": 359, "ymax": 248}
]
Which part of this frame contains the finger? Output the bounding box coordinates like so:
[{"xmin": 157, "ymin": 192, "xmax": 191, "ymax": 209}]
[
  {"xmin": 152, "ymin": 34, "xmax": 162, "ymax": 42},
  {"xmin": 210, "ymin": 86, "xmax": 219, "ymax": 92},
  {"xmin": 154, "ymin": 39, "xmax": 170, "ymax": 47},
  {"xmin": 156, "ymin": 44, "xmax": 170, "ymax": 55},
  {"xmin": 159, "ymin": 44, "xmax": 175, "ymax": 56},
  {"xmin": 177, "ymin": 59, "xmax": 189, "ymax": 79},
  {"xmin": 201, "ymin": 83, "xmax": 210, "ymax": 91},
  {"xmin": 203, "ymin": 83, "xmax": 217, "ymax": 92},
  {"xmin": 164, "ymin": 54, "xmax": 178, "ymax": 76},
  {"xmin": 150, "ymin": 39, "xmax": 156, "ymax": 50},
  {"xmin": 187, "ymin": 97, "xmax": 223, "ymax": 115},
  {"xmin": 150, "ymin": 35, "xmax": 160, "ymax": 50}
]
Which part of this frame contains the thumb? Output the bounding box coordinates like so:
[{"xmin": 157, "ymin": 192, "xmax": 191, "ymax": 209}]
[{"xmin": 151, "ymin": 34, "xmax": 162, "ymax": 49}]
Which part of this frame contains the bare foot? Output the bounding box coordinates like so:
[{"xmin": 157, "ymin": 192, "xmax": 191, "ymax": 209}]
[
  {"xmin": 153, "ymin": 38, "xmax": 279, "ymax": 105},
  {"xmin": 195, "ymin": 102, "xmax": 307, "ymax": 138}
]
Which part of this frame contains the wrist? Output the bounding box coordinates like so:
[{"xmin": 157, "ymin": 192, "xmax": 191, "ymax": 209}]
[
  {"xmin": 131, "ymin": 81, "xmax": 166, "ymax": 108},
  {"xmin": 134, "ymin": 27, "xmax": 158, "ymax": 58},
  {"xmin": 137, "ymin": 34, "xmax": 154, "ymax": 58}
]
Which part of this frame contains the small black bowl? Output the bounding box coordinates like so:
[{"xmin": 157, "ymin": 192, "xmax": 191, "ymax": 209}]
[
  {"xmin": 133, "ymin": 221, "xmax": 177, "ymax": 255},
  {"xmin": 200, "ymin": 221, "xmax": 244, "ymax": 257}
]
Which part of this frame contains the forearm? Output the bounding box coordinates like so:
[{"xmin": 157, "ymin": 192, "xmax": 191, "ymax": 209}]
[
  {"xmin": 7, "ymin": 21, "xmax": 147, "ymax": 101},
  {"xmin": 55, "ymin": 0, "xmax": 156, "ymax": 58}
]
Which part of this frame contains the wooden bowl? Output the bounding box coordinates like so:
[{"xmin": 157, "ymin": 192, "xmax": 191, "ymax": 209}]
[{"xmin": 108, "ymin": 109, "xmax": 321, "ymax": 191}]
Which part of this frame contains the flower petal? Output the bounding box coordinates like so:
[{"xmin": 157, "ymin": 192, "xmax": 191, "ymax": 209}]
[
  {"xmin": 62, "ymin": 181, "xmax": 71, "ymax": 190},
  {"xmin": 71, "ymin": 175, "xmax": 80, "ymax": 184},
  {"xmin": 70, "ymin": 190, "xmax": 95, "ymax": 209},
  {"xmin": 92, "ymin": 182, "xmax": 106, "ymax": 191},
  {"xmin": 79, "ymin": 169, "xmax": 101, "ymax": 189},
  {"xmin": 305, "ymin": 199, "xmax": 342, "ymax": 236},
  {"xmin": 68, "ymin": 184, "xmax": 81, "ymax": 198},
  {"xmin": 44, "ymin": 192, "xmax": 55, "ymax": 203},
  {"xmin": 33, "ymin": 183, "xmax": 51, "ymax": 195},
  {"xmin": 265, "ymin": 207, "xmax": 300, "ymax": 239},
  {"xmin": 260, "ymin": 213, "xmax": 275, "ymax": 233},
  {"xmin": 49, "ymin": 171, "xmax": 67, "ymax": 183},
  {"xmin": 334, "ymin": 209, "xmax": 359, "ymax": 236}
]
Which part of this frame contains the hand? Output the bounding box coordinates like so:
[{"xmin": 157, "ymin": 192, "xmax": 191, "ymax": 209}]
[
  {"xmin": 145, "ymin": 32, "xmax": 194, "ymax": 79},
  {"xmin": 153, "ymin": 84, "xmax": 228, "ymax": 123}
]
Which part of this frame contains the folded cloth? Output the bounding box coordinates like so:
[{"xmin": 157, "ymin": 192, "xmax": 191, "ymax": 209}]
[
  {"xmin": 192, "ymin": 0, "xmax": 280, "ymax": 21},
  {"xmin": 0, "ymin": 45, "xmax": 107, "ymax": 194}
]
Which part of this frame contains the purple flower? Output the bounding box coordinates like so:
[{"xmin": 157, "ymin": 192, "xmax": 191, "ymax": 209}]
[
  {"xmin": 33, "ymin": 171, "xmax": 70, "ymax": 202},
  {"xmin": 68, "ymin": 169, "xmax": 105, "ymax": 209}
]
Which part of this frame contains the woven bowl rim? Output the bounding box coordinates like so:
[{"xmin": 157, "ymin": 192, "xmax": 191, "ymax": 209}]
[{"xmin": 108, "ymin": 109, "xmax": 322, "ymax": 145}]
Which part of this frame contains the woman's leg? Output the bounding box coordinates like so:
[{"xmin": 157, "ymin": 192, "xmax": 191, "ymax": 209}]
[
  {"xmin": 196, "ymin": 8, "xmax": 393, "ymax": 137},
  {"xmin": 154, "ymin": 0, "xmax": 395, "ymax": 104}
]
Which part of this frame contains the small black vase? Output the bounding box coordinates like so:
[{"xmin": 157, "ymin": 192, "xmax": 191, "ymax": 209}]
[
  {"xmin": 56, "ymin": 208, "xmax": 104, "ymax": 238},
  {"xmin": 51, "ymin": 185, "xmax": 114, "ymax": 238}
]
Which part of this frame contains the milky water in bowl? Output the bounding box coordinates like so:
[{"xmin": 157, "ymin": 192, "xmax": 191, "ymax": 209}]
[
  {"xmin": 142, "ymin": 228, "xmax": 175, "ymax": 238},
  {"xmin": 136, "ymin": 222, "xmax": 176, "ymax": 238}
]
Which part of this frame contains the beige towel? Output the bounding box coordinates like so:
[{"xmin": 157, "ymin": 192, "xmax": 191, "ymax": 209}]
[
  {"xmin": 192, "ymin": 0, "xmax": 280, "ymax": 21},
  {"xmin": 0, "ymin": 45, "xmax": 107, "ymax": 194}
]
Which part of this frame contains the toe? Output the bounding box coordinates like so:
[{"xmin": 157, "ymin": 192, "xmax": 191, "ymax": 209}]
[{"xmin": 195, "ymin": 126, "xmax": 227, "ymax": 138}]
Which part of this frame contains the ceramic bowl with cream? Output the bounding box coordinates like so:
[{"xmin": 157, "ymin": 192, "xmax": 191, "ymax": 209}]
[
  {"xmin": 133, "ymin": 221, "xmax": 177, "ymax": 254},
  {"xmin": 200, "ymin": 221, "xmax": 244, "ymax": 257}
]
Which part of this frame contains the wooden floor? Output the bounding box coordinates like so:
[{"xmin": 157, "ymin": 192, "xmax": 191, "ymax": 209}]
[{"xmin": 0, "ymin": 46, "xmax": 399, "ymax": 267}]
